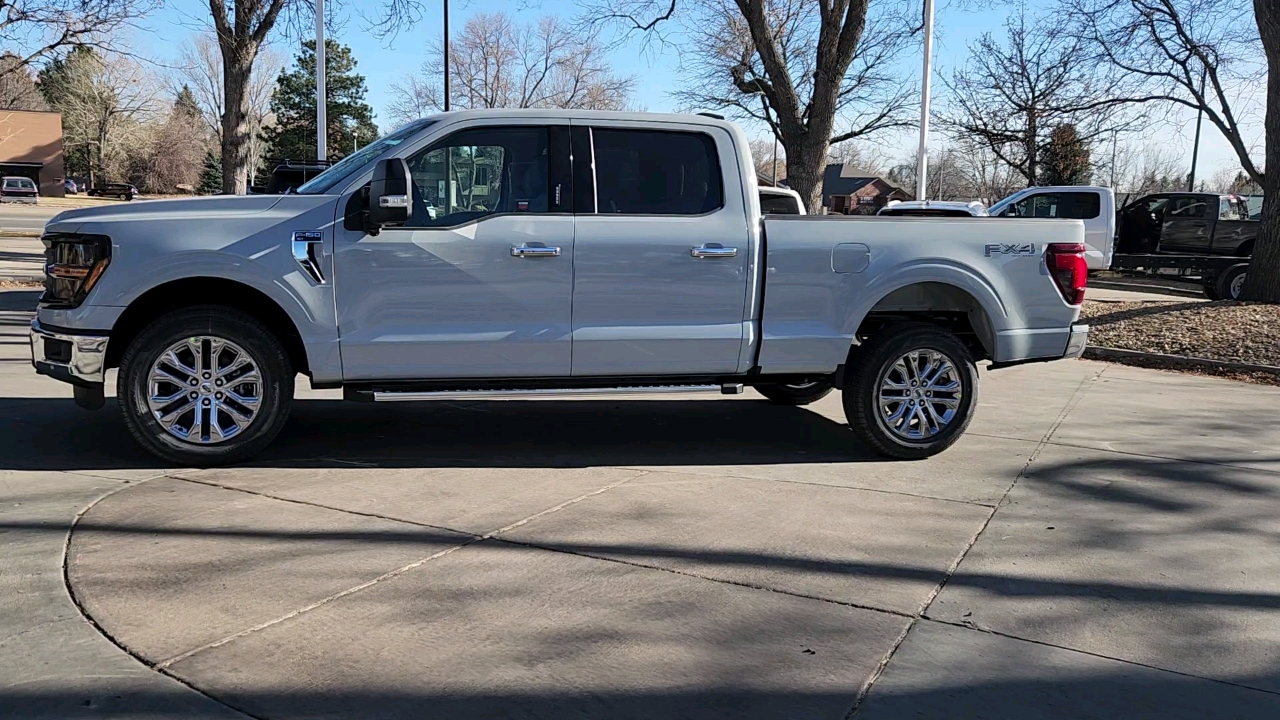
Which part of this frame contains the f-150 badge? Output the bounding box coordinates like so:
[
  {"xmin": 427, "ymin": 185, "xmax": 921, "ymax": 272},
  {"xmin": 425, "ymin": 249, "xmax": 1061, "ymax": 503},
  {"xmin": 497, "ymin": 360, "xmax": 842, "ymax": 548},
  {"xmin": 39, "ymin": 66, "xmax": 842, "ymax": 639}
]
[{"xmin": 984, "ymin": 243, "xmax": 1036, "ymax": 257}]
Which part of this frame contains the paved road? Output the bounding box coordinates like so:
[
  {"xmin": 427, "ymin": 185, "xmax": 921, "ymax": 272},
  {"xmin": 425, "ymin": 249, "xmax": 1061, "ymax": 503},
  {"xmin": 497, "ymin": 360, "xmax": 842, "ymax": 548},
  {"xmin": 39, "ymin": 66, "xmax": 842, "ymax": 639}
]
[
  {"xmin": 3, "ymin": 287, "xmax": 1279, "ymax": 719},
  {"xmin": 0, "ymin": 204, "xmax": 59, "ymax": 232}
]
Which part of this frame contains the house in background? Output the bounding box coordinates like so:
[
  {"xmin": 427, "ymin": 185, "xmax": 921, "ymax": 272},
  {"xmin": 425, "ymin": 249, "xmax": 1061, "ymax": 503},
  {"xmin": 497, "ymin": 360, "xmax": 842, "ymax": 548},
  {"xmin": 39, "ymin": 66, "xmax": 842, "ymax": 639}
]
[
  {"xmin": 0, "ymin": 110, "xmax": 66, "ymax": 198},
  {"xmin": 821, "ymin": 163, "xmax": 907, "ymax": 214}
]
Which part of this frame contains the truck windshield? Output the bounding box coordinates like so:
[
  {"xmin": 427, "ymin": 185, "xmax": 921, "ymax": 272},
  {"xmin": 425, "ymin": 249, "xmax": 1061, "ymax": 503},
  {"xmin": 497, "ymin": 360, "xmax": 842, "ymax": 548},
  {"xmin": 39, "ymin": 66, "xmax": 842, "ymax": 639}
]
[{"xmin": 295, "ymin": 119, "xmax": 435, "ymax": 195}]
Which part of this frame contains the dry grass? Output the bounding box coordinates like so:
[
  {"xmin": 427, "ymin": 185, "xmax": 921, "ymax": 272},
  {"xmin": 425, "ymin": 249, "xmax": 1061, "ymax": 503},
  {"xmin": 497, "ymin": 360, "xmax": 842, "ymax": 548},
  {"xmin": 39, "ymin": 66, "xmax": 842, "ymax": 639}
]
[{"xmin": 1081, "ymin": 299, "xmax": 1280, "ymax": 385}]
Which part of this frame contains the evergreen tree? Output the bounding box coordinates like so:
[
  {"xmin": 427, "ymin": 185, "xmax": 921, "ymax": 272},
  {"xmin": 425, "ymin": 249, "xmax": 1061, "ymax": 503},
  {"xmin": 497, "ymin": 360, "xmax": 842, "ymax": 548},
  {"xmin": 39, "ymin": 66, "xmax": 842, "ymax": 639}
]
[
  {"xmin": 1041, "ymin": 125, "xmax": 1092, "ymax": 186},
  {"xmin": 174, "ymin": 84, "xmax": 203, "ymax": 121},
  {"xmin": 263, "ymin": 40, "xmax": 378, "ymax": 163},
  {"xmin": 197, "ymin": 150, "xmax": 223, "ymax": 195}
]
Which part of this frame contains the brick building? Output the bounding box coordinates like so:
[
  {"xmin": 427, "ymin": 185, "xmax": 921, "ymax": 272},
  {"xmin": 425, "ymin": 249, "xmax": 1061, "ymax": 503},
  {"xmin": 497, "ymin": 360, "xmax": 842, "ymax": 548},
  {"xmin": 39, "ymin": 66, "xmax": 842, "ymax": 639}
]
[
  {"xmin": 0, "ymin": 110, "xmax": 66, "ymax": 198},
  {"xmin": 820, "ymin": 163, "xmax": 908, "ymax": 214}
]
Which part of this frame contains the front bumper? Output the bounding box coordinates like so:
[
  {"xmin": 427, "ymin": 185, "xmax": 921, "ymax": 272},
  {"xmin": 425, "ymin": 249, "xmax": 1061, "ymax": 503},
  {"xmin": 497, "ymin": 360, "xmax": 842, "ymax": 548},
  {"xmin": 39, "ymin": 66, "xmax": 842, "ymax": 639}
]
[
  {"xmin": 1064, "ymin": 323, "xmax": 1089, "ymax": 359},
  {"xmin": 30, "ymin": 320, "xmax": 109, "ymax": 386}
]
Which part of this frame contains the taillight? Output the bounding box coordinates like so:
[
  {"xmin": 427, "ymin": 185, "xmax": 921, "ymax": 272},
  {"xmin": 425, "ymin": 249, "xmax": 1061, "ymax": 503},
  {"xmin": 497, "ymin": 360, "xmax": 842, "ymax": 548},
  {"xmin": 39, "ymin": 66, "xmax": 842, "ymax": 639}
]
[
  {"xmin": 1045, "ymin": 243, "xmax": 1087, "ymax": 305},
  {"xmin": 42, "ymin": 234, "xmax": 112, "ymax": 309}
]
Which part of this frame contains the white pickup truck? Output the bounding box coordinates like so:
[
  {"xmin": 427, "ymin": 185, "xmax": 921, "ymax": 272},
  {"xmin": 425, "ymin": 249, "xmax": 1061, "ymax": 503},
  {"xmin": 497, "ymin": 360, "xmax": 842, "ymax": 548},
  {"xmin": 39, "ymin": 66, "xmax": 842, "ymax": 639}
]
[{"xmin": 31, "ymin": 110, "xmax": 1089, "ymax": 465}]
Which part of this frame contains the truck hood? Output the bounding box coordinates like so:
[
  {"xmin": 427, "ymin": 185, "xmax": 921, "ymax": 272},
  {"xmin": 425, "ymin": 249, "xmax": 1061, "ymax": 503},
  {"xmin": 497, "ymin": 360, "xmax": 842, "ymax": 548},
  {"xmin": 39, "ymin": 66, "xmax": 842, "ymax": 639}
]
[{"xmin": 46, "ymin": 195, "xmax": 287, "ymax": 233}]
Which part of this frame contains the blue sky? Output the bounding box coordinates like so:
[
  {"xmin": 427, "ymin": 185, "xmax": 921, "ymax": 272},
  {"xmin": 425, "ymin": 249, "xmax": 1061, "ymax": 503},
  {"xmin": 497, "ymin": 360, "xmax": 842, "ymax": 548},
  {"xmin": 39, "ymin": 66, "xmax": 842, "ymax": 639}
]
[{"xmin": 137, "ymin": 0, "xmax": 1254, "ymax": 179}]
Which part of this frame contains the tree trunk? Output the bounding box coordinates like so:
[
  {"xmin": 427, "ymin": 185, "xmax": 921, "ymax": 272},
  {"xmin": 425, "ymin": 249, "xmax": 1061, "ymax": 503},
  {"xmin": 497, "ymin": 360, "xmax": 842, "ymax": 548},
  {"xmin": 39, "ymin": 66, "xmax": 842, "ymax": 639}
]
[
  {"xmin": 1240, "ymin": 0, "xmax": 1280, "ymax": 302},
  {"xmin": 783, "ymin": 135, "xmax": 830, "ymax": 214},
  {"xmin": 221, "ymin": 58, "xmax": 254, "ymax": 195}
]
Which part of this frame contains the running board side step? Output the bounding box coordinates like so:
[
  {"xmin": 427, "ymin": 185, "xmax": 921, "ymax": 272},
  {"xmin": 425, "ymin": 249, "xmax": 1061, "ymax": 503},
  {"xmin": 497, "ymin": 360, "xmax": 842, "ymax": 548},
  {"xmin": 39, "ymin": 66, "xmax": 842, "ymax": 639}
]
[{"xmin": 348, "ymin": 384, "xmax": 745, "ymax": 402}]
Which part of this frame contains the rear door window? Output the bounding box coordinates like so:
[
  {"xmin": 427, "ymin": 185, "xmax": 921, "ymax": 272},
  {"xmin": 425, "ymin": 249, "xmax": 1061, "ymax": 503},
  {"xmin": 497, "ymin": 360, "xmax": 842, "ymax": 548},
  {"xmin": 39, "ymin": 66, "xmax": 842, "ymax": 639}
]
[
  {"xmin": 590, "ymin": 129, "xmax": 723, "ymax": 215},
  {"xmin": 759, "ymin": 193, "xmax": 801, "ymax": 214},
  {"xmin": 1009, "ymin": 192, "xmax": 1101, "ymax": 219},
  {"xmin": 1168, "ymin": 197, "xmax": 1207, "ymax": 218}
]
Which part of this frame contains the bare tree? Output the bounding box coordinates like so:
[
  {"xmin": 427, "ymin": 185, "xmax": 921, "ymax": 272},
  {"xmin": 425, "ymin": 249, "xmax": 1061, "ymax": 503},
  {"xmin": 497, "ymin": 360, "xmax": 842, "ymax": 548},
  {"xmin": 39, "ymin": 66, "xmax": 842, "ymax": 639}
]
[
  {"xmin": 207, "ymin": 0, "xmax": 293, "ymax": 194},
  {"xmin": 936, "ymin": 6, "xmax": 1130, "ymax": 187},
  {"xmin": 749, "ymin": 137, "xmax": 784, "ymax": 182},
  {"xmin": 173, "ymin": 34, "xmax": 282, "ymax": 186},
  {"xmin": 583, "ymin": 0, "xmax": 917, "ymax": 212},
  {"xmin": 0, "ymin": 0, "xmax": 159, "ymax": 81},
  {"xmin": 41, "ymin": 51, "xmax": 155, "ymax": 186},
  {"xmin": 387, "ymin": 12, "xmax": 634, "ymax": 126},
  {"xmin": 1069, "ymin": 0, "xmax": 1276, "ymax": 300},
  {"xmin": 0, "ymin": 53, "xmax": 47, "ymax": 110}
]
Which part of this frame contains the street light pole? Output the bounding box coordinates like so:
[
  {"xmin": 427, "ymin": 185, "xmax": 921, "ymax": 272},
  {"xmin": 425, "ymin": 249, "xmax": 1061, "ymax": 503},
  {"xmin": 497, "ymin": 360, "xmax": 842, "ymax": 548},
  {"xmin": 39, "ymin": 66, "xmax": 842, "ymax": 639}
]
[
  {"xmin": 443, "ymin": 0, "xmax": 451, "ymax": 112},
  {"xmin": 915, "ymin": 0, "xmax": 935, "ymax": 201},
  {"xmin": 1188, "ymin": 67, "xmax": 1207, "ymax": 191},
  {"xmin": 315, "ymin": 0, "xmax": 326, "ymax": 162}
]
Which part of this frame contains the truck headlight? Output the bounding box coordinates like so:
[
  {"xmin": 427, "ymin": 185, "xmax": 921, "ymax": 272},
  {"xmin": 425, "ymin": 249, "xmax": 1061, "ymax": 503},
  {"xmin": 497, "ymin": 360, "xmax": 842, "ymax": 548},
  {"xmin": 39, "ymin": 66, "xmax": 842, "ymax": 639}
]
[{"xmin": 42, "ymin": 234, "xmax": 112, "ymax": 309}]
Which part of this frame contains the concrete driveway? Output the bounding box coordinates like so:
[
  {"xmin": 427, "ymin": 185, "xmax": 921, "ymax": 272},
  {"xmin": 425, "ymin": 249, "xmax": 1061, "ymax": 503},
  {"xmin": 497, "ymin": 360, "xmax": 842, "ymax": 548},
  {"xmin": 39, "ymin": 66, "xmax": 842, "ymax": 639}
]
[{"xmin": 2, "ymin": 286, "xmax": 1279, "ymax": 719}]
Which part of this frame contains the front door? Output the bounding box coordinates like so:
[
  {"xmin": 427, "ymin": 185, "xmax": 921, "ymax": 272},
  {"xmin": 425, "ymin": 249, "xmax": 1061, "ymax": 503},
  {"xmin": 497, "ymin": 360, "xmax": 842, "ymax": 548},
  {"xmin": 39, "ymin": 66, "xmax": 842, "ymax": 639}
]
[
  {"xmin": 334, "ymin": 123, "xmax": 575, "ymax": 381},
  {"xmin": 570, "ymin": 123, "xmax": 752, "ymax": 376}
]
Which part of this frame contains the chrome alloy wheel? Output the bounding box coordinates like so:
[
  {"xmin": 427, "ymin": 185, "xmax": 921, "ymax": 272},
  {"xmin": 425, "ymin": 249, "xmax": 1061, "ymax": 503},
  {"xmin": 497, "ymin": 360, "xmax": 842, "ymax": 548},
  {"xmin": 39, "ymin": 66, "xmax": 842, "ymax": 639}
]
[
  {"xmin": 146, "ymin": 336, "xmax": 262, "ymax": 444},
  {"xmin": 877, "ymin": 349, "xmax": 962, "ymax": 441}
]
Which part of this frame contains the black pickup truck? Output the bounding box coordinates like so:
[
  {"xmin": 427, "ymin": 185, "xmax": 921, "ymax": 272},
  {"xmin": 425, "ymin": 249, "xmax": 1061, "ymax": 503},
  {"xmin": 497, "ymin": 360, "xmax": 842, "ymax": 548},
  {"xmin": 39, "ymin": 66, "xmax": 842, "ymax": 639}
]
[{"xmin": 1112, "ymin": 192, "xmax": 1259, "ymax": 299}]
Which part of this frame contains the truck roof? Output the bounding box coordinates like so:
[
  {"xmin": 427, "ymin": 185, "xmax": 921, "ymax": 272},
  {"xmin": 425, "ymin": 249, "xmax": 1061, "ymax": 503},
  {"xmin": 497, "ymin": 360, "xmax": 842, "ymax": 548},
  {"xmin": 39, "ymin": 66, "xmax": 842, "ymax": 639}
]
[{"xmin": 407, "ymin": 108, "xmax": 741, "ymax": 131}]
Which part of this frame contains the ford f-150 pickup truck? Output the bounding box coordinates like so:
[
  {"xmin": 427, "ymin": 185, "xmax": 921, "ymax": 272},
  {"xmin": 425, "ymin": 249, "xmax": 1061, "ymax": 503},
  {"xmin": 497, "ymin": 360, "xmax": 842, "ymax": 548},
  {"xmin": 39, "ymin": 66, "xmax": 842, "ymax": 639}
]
[{"xmin": 30, "ymin": 110, "xmax": 1089, "ymax": 465}]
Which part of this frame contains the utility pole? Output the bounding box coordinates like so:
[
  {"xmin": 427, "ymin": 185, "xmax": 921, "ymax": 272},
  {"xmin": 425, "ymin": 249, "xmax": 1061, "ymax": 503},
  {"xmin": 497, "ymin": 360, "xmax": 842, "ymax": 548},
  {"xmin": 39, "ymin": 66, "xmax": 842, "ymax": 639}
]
[
  {"xmin": 1188, "ymin": 67, "xmax": 1207, "ymax": 191},
  {"xmin": 915, "ymin": 0, "xmax": 935, "ymax": 201},
  {"xmin": 315, "ymin": 0, "xmax": 326, "ymax": 162},
  {"xmin": 772, "ymin": 136, "xmax": 778, "ymax": 185},
  {"xmin": 443, "ymin": 0, "xmax": 451, "ymax": 111}
]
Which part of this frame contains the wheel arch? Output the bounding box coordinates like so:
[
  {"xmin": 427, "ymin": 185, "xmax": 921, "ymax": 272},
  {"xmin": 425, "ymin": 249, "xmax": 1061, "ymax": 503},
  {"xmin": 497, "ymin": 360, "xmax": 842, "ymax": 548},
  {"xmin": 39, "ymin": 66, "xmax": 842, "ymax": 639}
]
[
  {"xmin": 105, "ymin": 277, "xmax": 309, "ymax": 376},
  {"xmin": 853, "ymin": 281, "xmax": 998, "ymax": 361}
]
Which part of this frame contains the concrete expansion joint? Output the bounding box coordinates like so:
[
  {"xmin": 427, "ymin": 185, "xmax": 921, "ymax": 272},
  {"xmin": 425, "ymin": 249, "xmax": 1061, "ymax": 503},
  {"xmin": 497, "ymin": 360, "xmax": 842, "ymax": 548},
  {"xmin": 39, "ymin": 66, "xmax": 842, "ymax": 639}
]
[
  {"xmin": 918, "ymin": 615, "xmax": 1280, "ymax": 699},
  {"xmin": 843, "ymin": 367, "xmax": 1106, "ymax": 720},
  {"xmin": 144, "ymin": 469, "xmax": 648, "ymax": 670}
]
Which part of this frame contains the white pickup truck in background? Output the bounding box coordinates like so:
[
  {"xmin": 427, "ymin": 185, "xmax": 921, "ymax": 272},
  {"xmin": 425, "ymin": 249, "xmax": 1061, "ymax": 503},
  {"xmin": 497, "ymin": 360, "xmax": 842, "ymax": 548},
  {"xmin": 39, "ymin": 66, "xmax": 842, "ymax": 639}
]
[{"xmin": 32, "ymin": 110, "xmax": 1089, "ymax": 465}]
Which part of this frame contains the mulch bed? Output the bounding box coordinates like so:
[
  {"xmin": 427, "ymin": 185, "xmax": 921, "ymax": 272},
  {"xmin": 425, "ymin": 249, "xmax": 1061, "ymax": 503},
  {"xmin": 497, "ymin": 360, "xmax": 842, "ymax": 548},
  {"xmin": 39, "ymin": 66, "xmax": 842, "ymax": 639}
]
[{"xmin": 1080, "ymin": 299, "xmax": 1280, "ymax": 385}]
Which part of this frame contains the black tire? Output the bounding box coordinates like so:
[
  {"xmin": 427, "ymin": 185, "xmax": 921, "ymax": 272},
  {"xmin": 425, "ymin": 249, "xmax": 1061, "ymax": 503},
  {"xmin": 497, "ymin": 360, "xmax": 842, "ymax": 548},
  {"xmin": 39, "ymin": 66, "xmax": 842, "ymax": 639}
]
[
  {"xmin": 118, "ymin": 306, "xmax": 293, "ymax": 466},
  {"xmin": 755, "ymin": 381, "xmax": 834, "ymax": 405},
  {"xmin": 842, "ymin": 323, "xmax": 979, "ymax": 460},
  {"xmin": 1215, "ymin": 263, "xmax": 1248, "ymax": 301},
  {"xmin": 1202, "ymin": 282, "xmax": 1221, "ymax": 300}
]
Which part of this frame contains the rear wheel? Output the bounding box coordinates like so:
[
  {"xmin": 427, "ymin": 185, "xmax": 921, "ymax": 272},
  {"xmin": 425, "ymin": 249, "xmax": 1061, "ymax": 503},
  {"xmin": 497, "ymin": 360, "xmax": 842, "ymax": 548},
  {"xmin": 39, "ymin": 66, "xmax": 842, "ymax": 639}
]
[
  {"xmin": 842, "ymin": 323, "xmax": 978, "ymax": 459},
  {"xmin": 755, "ymin": 380, "xmax": 833, "ymax": 405},
  {"xmin": 1215, "ymin": 263, "xmax": 1248, "ymax": 301},
  {"xmin": 118, "ymin": 306, "xmax": 293, "ymax": 466}
]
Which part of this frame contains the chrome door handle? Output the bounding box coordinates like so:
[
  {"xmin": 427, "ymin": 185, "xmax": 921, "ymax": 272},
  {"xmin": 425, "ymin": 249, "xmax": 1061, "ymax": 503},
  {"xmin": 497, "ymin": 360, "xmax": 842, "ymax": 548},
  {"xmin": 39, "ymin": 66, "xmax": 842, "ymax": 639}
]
[
  {"xmin": 691, "ymin": 244, "xmax": 738, "ymax": 258},
  {"xmin": 511, "ymin": 245, "xmax": 561, "ymax": 258}
]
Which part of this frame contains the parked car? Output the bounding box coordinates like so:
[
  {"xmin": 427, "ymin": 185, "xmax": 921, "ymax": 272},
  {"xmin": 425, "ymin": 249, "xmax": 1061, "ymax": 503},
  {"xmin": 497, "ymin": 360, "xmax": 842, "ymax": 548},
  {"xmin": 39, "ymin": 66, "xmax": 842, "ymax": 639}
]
[
  {"xmin": 87, "ymin": 183, "xmax": 137, "ymax": 201},
  {"xmin": 63, "ymin": 178, "xmax": 80, "ymax": 195},
  {"xmin": 878, "ymin": 200, "xmax": 987, "ymax": 217},
  {"xmin": 31, "ymin": 109, "xmax": 1089, "ymax": 465},
  {"xmin": 0, "ymin": 176, "xmax": 38, "ymax": 203},
  {"xmin": 758, "ymin": 186, "xmax": 805, "ymax": 214},
  {"xmin": 987, "ymin": 186, "xmax": 1116, "ymax": 270}
]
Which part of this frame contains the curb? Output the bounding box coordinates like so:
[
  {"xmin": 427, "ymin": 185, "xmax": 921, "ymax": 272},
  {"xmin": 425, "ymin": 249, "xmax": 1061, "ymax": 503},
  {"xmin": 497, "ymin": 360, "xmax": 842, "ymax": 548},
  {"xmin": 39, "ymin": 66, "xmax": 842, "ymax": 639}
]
[
  {"xmin": 1088, "ymin": 279, "xmax": 1205, "ymax": 299},
  {"xmin": 1084, "ymin": 346, "xmax": 1280, "ymax": 378}
]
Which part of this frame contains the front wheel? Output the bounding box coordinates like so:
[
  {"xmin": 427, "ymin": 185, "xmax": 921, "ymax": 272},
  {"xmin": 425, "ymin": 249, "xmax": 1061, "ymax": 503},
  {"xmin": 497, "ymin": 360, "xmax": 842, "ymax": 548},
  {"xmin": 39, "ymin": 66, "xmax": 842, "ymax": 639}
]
[
  {"xmin": 842, "ymin": 323, "xmax": 978, "ymax": 459},
  {"xmin": 755, "ymin": 380, "xmax": 833, "ymax": 405},
  {"xmin": 118, "ymin": 306, "xmax": 293, "ymax": 466}
]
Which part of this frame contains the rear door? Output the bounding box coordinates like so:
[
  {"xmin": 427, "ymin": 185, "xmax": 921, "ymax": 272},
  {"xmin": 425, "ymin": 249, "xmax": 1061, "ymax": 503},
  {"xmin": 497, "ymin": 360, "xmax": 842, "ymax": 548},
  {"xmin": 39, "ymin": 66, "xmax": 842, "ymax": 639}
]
[
  {"xmin": 1160, "ymin": 196, "xmax": 1212, "ymax": 252},
  {"xmin": 569, "ymin": 123, "xmax": 752, "ymax": 376}
]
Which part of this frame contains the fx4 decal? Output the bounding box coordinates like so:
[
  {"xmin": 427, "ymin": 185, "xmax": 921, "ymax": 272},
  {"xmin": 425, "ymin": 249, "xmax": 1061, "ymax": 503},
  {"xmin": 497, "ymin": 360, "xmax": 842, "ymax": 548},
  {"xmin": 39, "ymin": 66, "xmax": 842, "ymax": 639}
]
[{"xmin": 984, "ymin": 243, "xmax": 1037, "ymax": 257}]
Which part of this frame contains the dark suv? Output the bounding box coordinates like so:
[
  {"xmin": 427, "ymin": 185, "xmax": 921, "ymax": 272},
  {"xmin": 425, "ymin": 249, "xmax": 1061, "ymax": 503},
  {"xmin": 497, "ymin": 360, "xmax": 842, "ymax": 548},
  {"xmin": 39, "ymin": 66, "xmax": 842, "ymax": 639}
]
[{"xmin": 87, "ymin": 183, "xmax": 138, "ymax": 201}]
